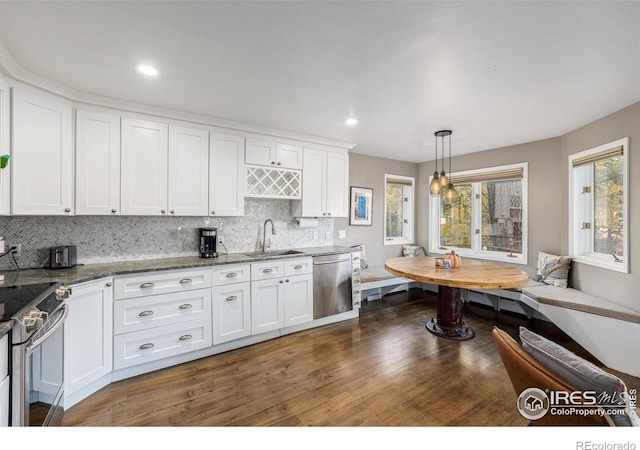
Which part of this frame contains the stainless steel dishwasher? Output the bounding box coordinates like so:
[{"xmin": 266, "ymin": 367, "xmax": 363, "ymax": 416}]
[{"xmin": 313, "ymin": 253, "xmax": 353, "ymax": 319}]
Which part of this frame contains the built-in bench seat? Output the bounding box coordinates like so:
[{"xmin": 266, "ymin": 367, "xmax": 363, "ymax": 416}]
[
  {"xmin": 360, "ymin": 265, "xmax": 414, "ymax": 301},
  {"xmin": 522, "ymin": 284, "xmax": 640, "ymax": 324}
]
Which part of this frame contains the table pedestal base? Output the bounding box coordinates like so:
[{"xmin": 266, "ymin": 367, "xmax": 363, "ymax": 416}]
[{"xmin": 425, "ymin": 285, "xmax": 475, "ymax": 341}]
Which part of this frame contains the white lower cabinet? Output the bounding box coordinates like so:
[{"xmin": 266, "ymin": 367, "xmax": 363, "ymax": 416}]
[
  {"xmin": 250, "ymin": 258, "xmax": 313, "ymax": 335},
  {"xmin": 0, "ymin": 334, "xmax": 8, "ymax": 426},
  {"xmin": 64, "ymin": 278, "xmax": 114, "ymax": 408},
  {"xmin": 212, "ymin": 282, "xmax": 251, "ymax": 345},
  {"xmin": 113, "ymin": 268, "xmax": 213, "ymax": 371}
]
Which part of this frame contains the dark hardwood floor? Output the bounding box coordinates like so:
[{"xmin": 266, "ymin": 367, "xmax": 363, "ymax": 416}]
[{"xmin": 62, "ymin": 288, "xmax": 639, "ymax": 426}]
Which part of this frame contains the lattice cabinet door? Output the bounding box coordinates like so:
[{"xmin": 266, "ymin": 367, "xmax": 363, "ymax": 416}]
[{"xmin": 246, "ymin": 166, "xmax": 301, "ymax": 199}]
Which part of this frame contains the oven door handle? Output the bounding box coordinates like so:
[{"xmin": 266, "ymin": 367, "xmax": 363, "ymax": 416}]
[{"xmin": 25, "ymin": 304, "xmax": 69, "ymax": 356}]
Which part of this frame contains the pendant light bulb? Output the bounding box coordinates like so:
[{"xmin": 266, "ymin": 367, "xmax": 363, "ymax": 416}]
[
  {"xmin": 444, "ymin": 183, "xmax": 458, "ymax": 203},
  {"xmin": 430, "ymin": 172, "xmax": 441, "ymax": 195},
  {"xmin": 439, "ymin": 171, "xmax": 448, "ymax": 187},
  {"xmin": 429, "ymin": 134, "xmax": 441, "ymax": 195}
]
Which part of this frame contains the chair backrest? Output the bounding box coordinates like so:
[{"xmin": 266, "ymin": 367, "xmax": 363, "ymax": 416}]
[{"xmin": 492, "ymin": 326, "xmax": 613, "ymax": 426}]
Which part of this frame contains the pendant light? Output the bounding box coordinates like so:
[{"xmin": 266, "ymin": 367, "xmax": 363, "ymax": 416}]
[
  {"xmin": 429, "ymin": 134, "xmax": 441, "ymax": 195},
  {"xmin": 443, "ymin": 130, "xmax": 458, "ymax": 203},
  {"xmin": 434, "ymin": 130, "xmax": 450, "ymax": 188}
]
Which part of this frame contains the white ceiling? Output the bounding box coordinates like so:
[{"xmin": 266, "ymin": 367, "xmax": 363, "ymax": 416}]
[{"xmin": 0, "ymin": 1, "xmax": 639, "ymax": 163}]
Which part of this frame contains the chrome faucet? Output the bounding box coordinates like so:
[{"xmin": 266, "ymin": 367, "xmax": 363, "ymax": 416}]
[{"xmin": 262, "ymin": 219, "xmax": 277, "ymax": 252}]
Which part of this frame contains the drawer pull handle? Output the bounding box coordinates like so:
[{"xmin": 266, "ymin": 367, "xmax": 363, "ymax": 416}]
[
  {"xmin": 179, "ymin": 334, "xmax": 193, "ymax": 341},
  {"xmin": 354, "ymin": 290, "xmax": 360, "ymax": 294},
  {"xmin": 179, "ymin": 304, "xmax": 192, "ymax": 310},
  {"xmin": 140, "ymin": 282, "xmax": 155, "ymax": 289},
  {"xmin": 226, "ymin": 295, "xmax": 237, "ymax": 301},
  {"xmin": 294, "ymin": 265, "xmax": 303, "ymax": 269},
  {"xmin": 139, "ymin": 310, "xmax": 154, "ymax": 317},
  {"xmin": 353, "ymin": 256, "xmax": 360, "ymax": 261},
  {"xmin": 105, "ymin": 282, "xmax": 112, "ymax": 287},
  {"xmin": 263, "ymin": 268, "xmax": 273, "ymax": 273},
  {"xmin": 179, "ymin": 278, "xmax": 192, "ymax": 284},
  {"xmin": 226, "ymin": 272, "xmax": 238, "ymax": 278},
  {"xmin": 139, "ymin": 343, "xmax": 154, "ymax": 350},
  {"xmin": 353, "ymin": 279, "xmax": 360, "ymax": 284}
]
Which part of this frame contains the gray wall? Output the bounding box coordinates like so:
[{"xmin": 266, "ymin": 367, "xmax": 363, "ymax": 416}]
[
  {"xmin": 334, "ymin": 152, "xmax": 419, "ymax": 267},
  {"xmin": 417, "ymin": 138, "xmax": 563, "ymax": 277},
  {"xmin": 0, "ymin": 198, "xmax": 334, "ymax": 270},
  {"xmin": 560, "ymin": 101, "xmax": 640, "ymax": 309}
]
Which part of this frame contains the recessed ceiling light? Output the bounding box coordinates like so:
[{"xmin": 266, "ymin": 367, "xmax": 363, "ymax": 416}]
[
  {"xmin": 137, "ymin": 64, "xmax": 159, "ymax": 76},
  {"xmin": 345, "ymin": 118, "xmax": 358, "ymax": 126}
]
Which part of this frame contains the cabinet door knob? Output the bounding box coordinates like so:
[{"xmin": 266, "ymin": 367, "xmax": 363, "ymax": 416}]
[
  {"xmin": 64, "ymin": 208, "xmax": 71, "ymax": 213},
  {"xmin": 211, "ymin": 210, "xmax": 216, "ymax": 215},
  {"xmin": 277, "ymin": 162, "xmax": 281, "ymax": 166},
  {"xmin": 179, "ymin": 304, "xmax": 192, "ymax": 310},
  {"xmin": 111, "ymin": 208, "xmax": 117, "ymax": 214},
  {"xmin": 322, "ymin": 212, "xmax": 327, "ymax": 216},
  {"xmin": 271, "ymin": 161, "xmax": 276, "ymax": 165},
  {"xmin": 328, "ymin": 212, "xmax": 331, "ymax": 216},
  {"xmin": 138, "ymin": 310, "xmax": 154, "ymax": 317},
  {"xmin": 285, "ymin": 279, "xmax": 290, "ymax": 283},
  {"xmin": 139, "ymin": 343, "xmax": 154, "ymax": 350},
  {"xmin": 170, "ymin": 209, "xmax": 175, "ymax": 214},
  {"xmin": 105, "ymin": 282, "xmax": 112, "ymax": 287},
  {"xmin": 161, "ymin": 209, "xmax": 166, "ymax": 214},
  {"xmin": 279, "ymin": 279, "xmax": 284, "ymax": 284},
  {"xmin": 140, "ymin": 282, "xmax": 155, "ymax": 289},
  {"xmin": 179, "ymin": 334, "xmax": 193, "ymax": 341}
]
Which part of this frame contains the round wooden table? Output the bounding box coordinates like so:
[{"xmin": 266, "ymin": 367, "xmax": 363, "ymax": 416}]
[{"xmin": 385, "ymin": 256, "xmax": 529, "ymax": 341}]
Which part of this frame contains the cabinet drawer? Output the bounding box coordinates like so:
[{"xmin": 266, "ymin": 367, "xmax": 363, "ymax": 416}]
[
  {"xmin": 283, "ymin": 257, "xmax": 312, "ymax": 276},
  {"xmin": 251, "ymin": 261, "xmax": 284, "ymax": 281},
  {"xmin": 114, "ymin": 268, "xmax": 211, "ymax": 300},
  {"xmin": 113, "ymin": 319, "xmax": 212, "ymax": 370},
  {"xmin": 114, "ymin": 289, "xmax": 212, "ymax": 335},
  {"xmin": 211, "ymin": 264, "xmax": 250, "ymax": 286}
]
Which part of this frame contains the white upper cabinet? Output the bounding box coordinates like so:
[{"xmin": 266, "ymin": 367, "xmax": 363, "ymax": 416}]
[
  {"xmin": 11, "ymin": 88, "xmax": 74, "ymax": 215},
  {"xmin": 75, "ymin": 110, "xmax": 121, "ymax": 215},
  {"xmin": 120, "ymin": 117, "xmax": 168, "ymax": 215},
  {"xmin": 168, "ymin": 125, "xmax": 209, "ymax": 216},
  {"xmin": 0, "ymin": 76, "xmax": 9, "ymax": 215},
  {"xmin": 245, "ymin": 137, "xmax": 302, "ymax": 170},
  {"xmin": 292, "ymin": 147, "xmax": 349, "ymax": 218},
  {"xmin": 325, "ymin": 150, "xmax": 349, "ymax": 217},
  {"xmin": 210, "ymin": 132, "xmax": 245, "ymax": 216}
]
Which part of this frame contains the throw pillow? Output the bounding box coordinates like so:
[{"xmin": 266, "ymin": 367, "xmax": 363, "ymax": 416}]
[
  {"xmin": 351, "ymin": 244, "xmax": 368, "ymax": 269},
  {"xmin": 402, "ymin": 245, "xmax": 426, "ymax": 257},
  {"xmin": 520, "ymin": 327, "xmax": 639, "ymax": 426},
  {"xmin": 536, "ymin": 251, "xmax": 571, "ymax": 288}
]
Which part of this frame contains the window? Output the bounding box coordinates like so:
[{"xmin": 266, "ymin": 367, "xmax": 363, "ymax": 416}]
[
  {"xmin": 429, "ymin": 163, "xmax": 528, "ymax": 264},
  {"xmin": 384, "ymin": 174, "xmax": 414, "ymax": 245},
  {"xmin": 569, "ymin": 138, "xmax": 628, "ymax": 273}
]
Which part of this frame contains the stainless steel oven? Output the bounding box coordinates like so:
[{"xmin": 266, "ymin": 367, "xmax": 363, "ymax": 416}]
[{"xmin": 10, "ymin": 284, "xmax": 69, "ymax": 426}]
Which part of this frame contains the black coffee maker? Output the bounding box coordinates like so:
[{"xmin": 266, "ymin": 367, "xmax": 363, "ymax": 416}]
[{"xmin": 199, "ymin": 228, "xmax": 218, "ymax": 258}]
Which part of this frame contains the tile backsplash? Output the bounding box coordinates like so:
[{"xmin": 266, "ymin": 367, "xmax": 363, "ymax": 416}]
[{"xmin": 0, "ymin": 199, "xmax": 334, "ymax": 270}]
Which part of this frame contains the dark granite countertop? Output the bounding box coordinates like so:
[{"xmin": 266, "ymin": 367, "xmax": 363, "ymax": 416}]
[{"xmin": 0, "ymin": 245, "xmax": 355, "ymax": 288}]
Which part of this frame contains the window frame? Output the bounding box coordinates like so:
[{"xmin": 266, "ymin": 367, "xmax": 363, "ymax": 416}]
[
  {"xmin": 428, "ymin": 162, "xmax": 528, "ymax": 265},
  {"xmin": 383, "ymin": 174, "xmax": 415, "ymax": 246},
  {"xmin": 568, "ymin": 137, "xmax": 629, "ymax": 273}
]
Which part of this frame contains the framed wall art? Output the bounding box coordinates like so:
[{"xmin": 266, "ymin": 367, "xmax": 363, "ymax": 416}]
[{"xmin": 350, "ymin": 186, "xmax": 373, "ymax": 226}]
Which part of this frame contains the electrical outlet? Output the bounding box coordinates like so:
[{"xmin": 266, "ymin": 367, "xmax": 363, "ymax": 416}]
[
  {"xmin": 338, "ymin": 230, "xmax": 346, "ymax": 239},
  {"xmin": 10, "ymin": 243, "xmax": 21, "ymax": 257},
  {"xmin": 217, "ymin": 235, "xmax": 224, "ymax": 245}
]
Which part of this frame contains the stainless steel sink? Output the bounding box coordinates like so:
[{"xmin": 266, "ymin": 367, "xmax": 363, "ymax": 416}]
[{"xmin": 243, "ymin": 249, "xmax": 305, "ymax": 258}]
